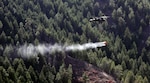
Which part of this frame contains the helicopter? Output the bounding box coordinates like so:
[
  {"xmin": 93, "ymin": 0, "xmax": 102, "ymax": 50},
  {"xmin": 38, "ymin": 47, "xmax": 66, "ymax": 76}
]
[{"xmin": 89, "ymin": 15, "xmax": 110, "ymax": 23}]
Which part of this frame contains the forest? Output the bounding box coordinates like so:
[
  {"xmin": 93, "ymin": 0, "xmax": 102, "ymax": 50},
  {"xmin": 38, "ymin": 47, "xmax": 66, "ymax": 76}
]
[{"xmin": 0, "ymin": 0, "xmax": 150, "ymax": 83}]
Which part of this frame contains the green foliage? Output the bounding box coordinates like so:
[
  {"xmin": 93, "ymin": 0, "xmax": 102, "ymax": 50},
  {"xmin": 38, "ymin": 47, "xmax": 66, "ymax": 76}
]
[
  {"xmin": 39, "ymin": 69, "xmax": 48, "ymax": 83},
  {"xmin": 124, "ymin": 71, "xmax": 134, "ymax": 83},
  {"xmin": 112, "ymin": 65, "xmax": 123, "ymax": 79},
  {"xmin": 28, "ymin": 66, "xmax": 38, "ymax": 82},
  {"xmin": 82, "ymin": 72, "xmax": 89, "ymax": 83},
  {"xmin": 7, "ymin": 66, "xmax": 17, "ymax": 82},
  {"xmin": 55, "ymin": 64, "xmax": 72, "ymax": 83},
  {"xmin": 0, "ymin": 20, "xmax": 3, "ymax": 29},
  {"xmin": 146, "ymin": 36, "xmax": 150, "ymax": 46}
]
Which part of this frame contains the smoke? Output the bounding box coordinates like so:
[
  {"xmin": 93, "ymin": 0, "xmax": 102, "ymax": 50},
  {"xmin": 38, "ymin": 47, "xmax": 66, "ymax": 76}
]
[
  {"xmin": 65, "ymin": 42, "xmax": 106, "ymax": 51},
  {"xmin": 17, "ymin": 42, "xmax": 106, "ymax": 58}
]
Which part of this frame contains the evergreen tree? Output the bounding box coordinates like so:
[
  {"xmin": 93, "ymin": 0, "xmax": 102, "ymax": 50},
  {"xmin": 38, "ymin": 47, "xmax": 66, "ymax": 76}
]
[
  {"xmin": 0, "ymin": 20, "xmax": 3, "ymax": 29},
  {"xmin": 39, "ymin": 69, "xmax": 48, "ymax": 83},
  {"xmin": 124, "ymin": 71, "xmax": 134, "ymax": 83},
  {"xmin": 28, "ymin": 66, "xmax": 38, "ymax": 82},
  {"xmin": 7, "ymin": 66, "xmax": 17, "ymax": 82}
]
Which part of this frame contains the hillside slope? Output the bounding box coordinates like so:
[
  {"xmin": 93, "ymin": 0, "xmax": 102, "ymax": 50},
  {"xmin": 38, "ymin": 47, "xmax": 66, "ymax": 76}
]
[{"xmin": 65, "ymin": 55, "xmax": 116, "ymax": 83}]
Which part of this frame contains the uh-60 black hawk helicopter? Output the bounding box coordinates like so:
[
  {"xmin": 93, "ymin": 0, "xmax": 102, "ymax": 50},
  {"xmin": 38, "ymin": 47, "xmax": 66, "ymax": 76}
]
[{"xmin": 89, "ymin": 15, "xmax": 109, "ymax": 23}]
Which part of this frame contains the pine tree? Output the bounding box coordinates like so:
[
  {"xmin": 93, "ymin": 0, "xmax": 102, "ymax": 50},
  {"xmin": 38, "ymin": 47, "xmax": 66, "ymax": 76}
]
[
  {"xmin": 124, "ymin": 71, "xmax": 134, "ymax": 83},
  {"xmin": 134, "ymin": 75, "xmax": 144, "ymax": 83},
  {"xmin": 28, "ymin": 66, "xmax": 38, "ymax": 82},
  {"xmin": 0, "ymin": 20, "xmax": 3, "ymax": 29},
  {"xmin": 39, "ymin": 69, "xmax": 48, "ymax": 83},
  {"xmin": 7, "ymin": 66, "xmax": 17, "ymax": 82},
  {"xmin": 143, "ymin": 76, "xmax": 149, "ymax": 83}
]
